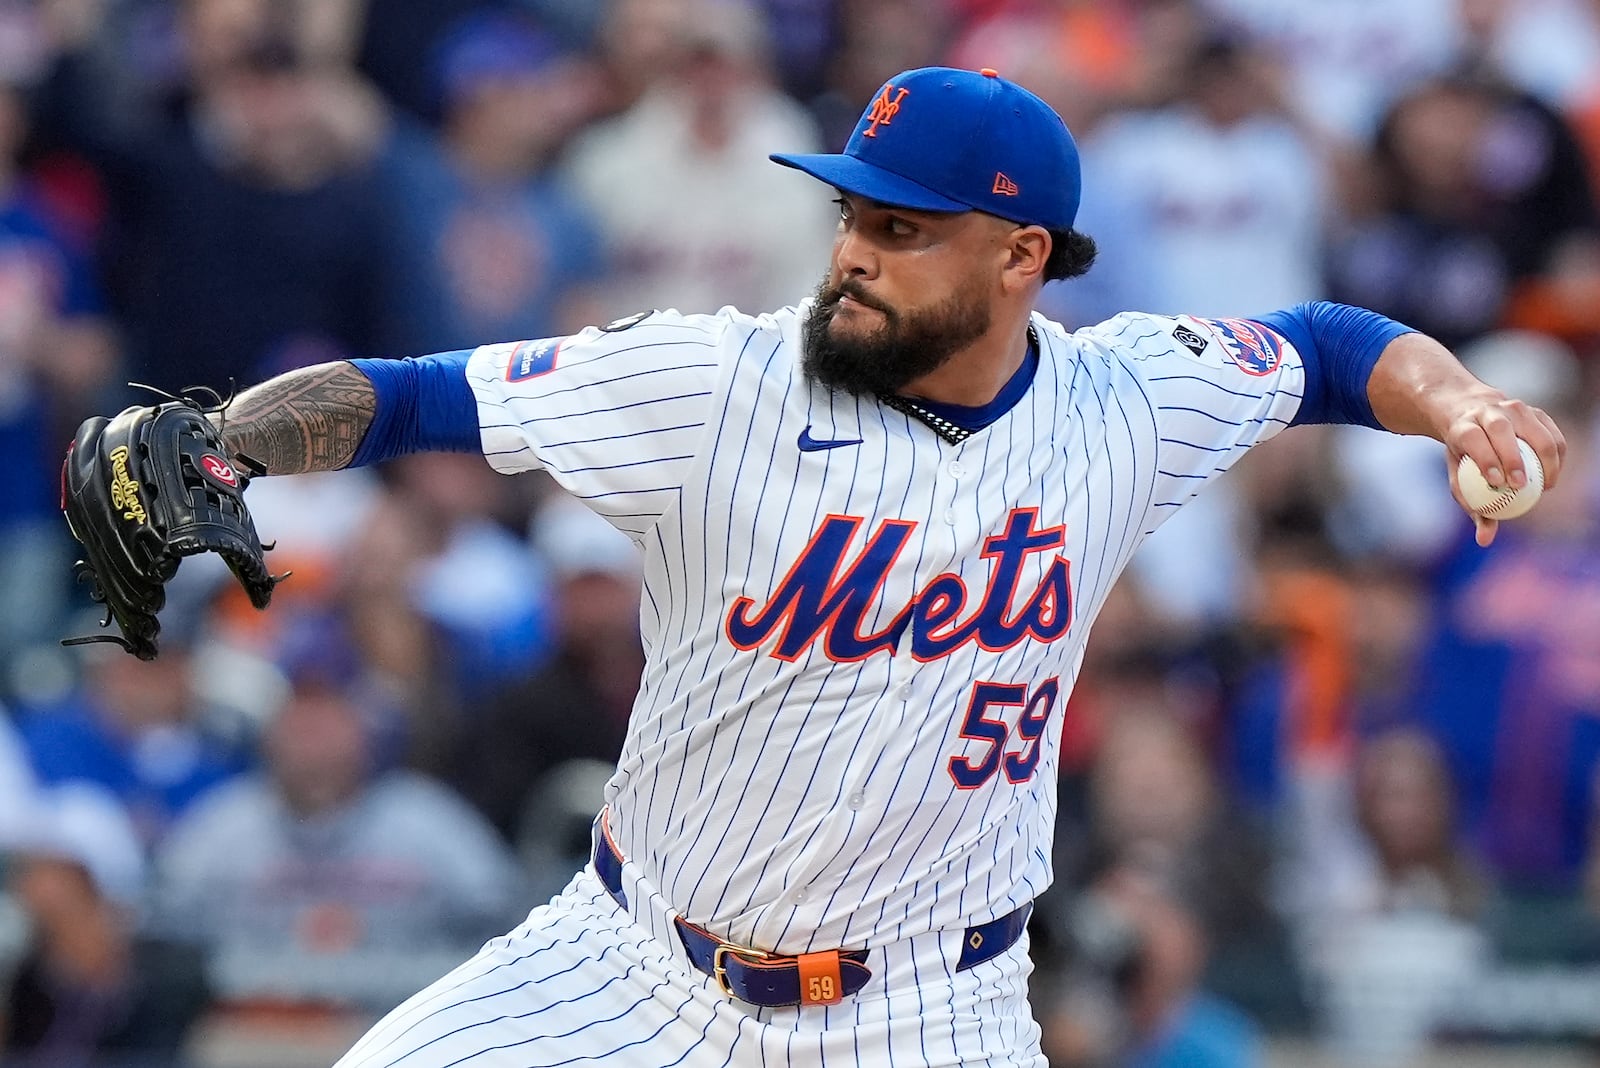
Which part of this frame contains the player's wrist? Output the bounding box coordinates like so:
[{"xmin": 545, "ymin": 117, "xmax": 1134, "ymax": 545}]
[{"xmin": 1368, "ymin": 333, "xmax": 1497, "ymax": 442}]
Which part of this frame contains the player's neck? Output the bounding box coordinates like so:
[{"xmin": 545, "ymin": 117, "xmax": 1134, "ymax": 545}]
[{"xmin": 896, "ymin": 317, "xmax": 1034, "ymax": 407}]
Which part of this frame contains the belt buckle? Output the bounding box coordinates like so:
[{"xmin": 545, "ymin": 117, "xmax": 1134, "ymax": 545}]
[{"xmin": 711, "ymin": 942, "xmax": 771, "ymax": 999}]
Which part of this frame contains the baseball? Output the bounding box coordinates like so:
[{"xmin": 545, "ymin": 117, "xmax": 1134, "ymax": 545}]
[{"xmin": 1456, "ymin": 439, "xmax": 1544, "ymax": 519}]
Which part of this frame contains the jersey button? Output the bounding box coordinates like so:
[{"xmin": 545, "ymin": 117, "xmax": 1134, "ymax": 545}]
[
  {"xmin": 948, "ymin": 461, "xmax": 967, "ymax": 478},
  {"xmin": 791, "ymin": 886, "xmax": 809, "ymax": 904},
  {"xmin": 847, "ymin": 791, "xmax": 866, "ymax": 810},
  {"xmin": 943, "ymin": 508, "xmax": 957, "ymax": 525}
]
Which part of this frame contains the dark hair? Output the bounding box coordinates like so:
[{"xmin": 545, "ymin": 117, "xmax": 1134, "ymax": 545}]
[{"xmin": 1044, "ymin": 228, "xmax": 1097, "ymax": 282}]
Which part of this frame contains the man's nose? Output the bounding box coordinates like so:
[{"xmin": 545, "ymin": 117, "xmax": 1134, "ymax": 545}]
[{"xmin": 833, "ymin": 226, "xmax": 876, "ymax": 279}]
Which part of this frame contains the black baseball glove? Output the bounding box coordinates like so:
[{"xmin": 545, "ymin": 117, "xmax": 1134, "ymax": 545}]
[{"xmin": 60, "ymin": 399, "xmax": 281, "ymax": 660}]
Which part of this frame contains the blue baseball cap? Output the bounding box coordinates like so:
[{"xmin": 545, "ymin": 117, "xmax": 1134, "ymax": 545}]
[{"xmin": 772, "ymin": 66, "xmax": 1081, "ymax": 231}]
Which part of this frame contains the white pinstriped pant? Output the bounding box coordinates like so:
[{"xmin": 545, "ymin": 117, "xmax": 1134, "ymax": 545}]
[{"xmin": 334, "ymin": 847, "xmax": 1046, "ymax": 1067}]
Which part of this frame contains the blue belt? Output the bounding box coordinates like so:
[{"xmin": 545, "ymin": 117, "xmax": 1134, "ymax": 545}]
[{"xmin": 592, "ymin": 813, "xmax": 1031, "ymax": 1008}]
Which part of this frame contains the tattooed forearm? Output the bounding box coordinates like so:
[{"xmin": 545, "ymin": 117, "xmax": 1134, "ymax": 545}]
[{"xmin": 215, "ymin": 362, "xmax": 377, "ymax": 475}]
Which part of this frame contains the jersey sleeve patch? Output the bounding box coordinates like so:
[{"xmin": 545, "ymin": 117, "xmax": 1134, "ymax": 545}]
[
  {"xmin": 1170, "ymin": 322, "xmax": 1209, "ymax": 357},
  {"xmin": 506, "ymin": 337, "xmax": 562, "ymax": 381},
  {"xmin": 1188, "ymin": 316, "xmax": 1285, "ymax": 376}
]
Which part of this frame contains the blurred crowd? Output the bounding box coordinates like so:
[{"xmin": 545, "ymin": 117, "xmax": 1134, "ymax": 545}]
[{"xmin": 0, "ymin": 0, "xmax": 1597, "ymax": 1065}]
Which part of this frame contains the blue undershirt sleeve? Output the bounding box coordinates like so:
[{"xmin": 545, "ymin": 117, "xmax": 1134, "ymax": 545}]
[
  {"xmin": 1256, "ymin": 302, "xmax": 1415, "ymax": 429},
  {"xmin": 347, "ymin": 350, "xmax": 480, "ymax": 467}
]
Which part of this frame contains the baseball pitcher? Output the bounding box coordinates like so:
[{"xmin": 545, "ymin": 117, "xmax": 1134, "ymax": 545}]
[{"xmin": 62, "ymin": 67, "xmax": 1564, "ymax": 1066}]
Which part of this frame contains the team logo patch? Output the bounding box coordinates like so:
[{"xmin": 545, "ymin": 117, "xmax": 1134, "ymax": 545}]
[
  {"xmin": 1196, "ymin": 317, "xmax": 1284, "ymax": 376},
  {"xmin": 200, "ymin": 453, "xmax": 239, "ymax": 489},
  {"xmin": 1171, "ymin": 324, "xmax": 1208, "ymax": 357},
  {"xmin": 506, "ymin": 337, "xmax": 561, "ymax": 382},
  {"xmin": 601, "ymin": 311, "xmax": 651, "ymax": 333}
]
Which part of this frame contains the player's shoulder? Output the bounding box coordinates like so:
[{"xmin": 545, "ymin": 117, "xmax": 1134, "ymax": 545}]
[
  {"xmin": 607, "ymin": 304, "xmax": 803, "ymax": 355},
  {"xmin": 604, "ymin": 305, "xmax": 803, "ymax": 365},
  {"xmin": 588, "ymin": 305, "xmax": 794, "ymax": 346},
  {"xmin": 1036, "ymin": 310, "xmax": 1187, "ymax": 365},
  {"xmin": 578, "ymin": 306, "xmax": 765, "ymax": 347},
  {"xmin": 471, "ymin": 305, "xmax": 792, "ymax": 375}
]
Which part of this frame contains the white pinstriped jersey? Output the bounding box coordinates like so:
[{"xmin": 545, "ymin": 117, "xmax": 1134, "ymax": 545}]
[{"xmin": 465, "ymin": 304, "xmax": 1305, "ymax": 955}]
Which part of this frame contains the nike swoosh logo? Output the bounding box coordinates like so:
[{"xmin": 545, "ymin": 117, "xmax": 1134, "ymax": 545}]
[{"xmin": 798, "ymin": 426, "xmax": 864, "ymax": 452}]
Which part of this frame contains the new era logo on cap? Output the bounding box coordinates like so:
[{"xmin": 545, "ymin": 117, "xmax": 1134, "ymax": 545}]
[{"xmin": 770, "ymin": 66, "xmax": 1081, "ymax": 231}]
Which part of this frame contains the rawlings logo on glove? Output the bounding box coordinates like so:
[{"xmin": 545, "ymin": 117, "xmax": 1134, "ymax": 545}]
[
  {"xmin": 60, "ymin": 396, "xmax": 284, "ymax": 660},
  {"xmin": 108, "ymin": 446, "xmax": 148, "ymax": 523}
]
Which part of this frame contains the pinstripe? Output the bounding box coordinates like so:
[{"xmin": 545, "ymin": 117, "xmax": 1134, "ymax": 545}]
[
  {"xmin": 534, "ymin": 422, "xmax": 706, "ymax": 450},
  {"xmin": 544, "ymin": 453, "xmax": 698, "ymax": 476},
  {"xmin": 716, "ymin": 1011, "xmax": 752, "ymax": 1068},
  {"xmin": 357, "ymin": 895, "xmax": 608, "ymax": 1050},
  {"xmin": 1159, "ymin": 403, "xmax": 1286, "ymax": 427},
  {"xmin": 436, "ymin": 984, "xmax": 680, "ymax": 1067},
  {"xmin": 912, "ymin": 941, "xmax": 936, "ymax": 1067},
  {"xmin": 681, "ymin": 332, "xmax": 782, "ymax": 706},
  {"xmin": 1146, "ymin": 372, "xmax": 1304, "ymax": 403},
  {"xmin": 1106, "ymin": 384, "xmax": 1154, "ymax": 575},
  {"xmin": 651, "ymin": 335, "xmax": 788, "ymax": 883},
  {"xmin": 637, "ymin": 516, "xmax": 683, "ymax": 873},
  {"xmin": 528, "ymin": 990, "xmax": 698, "ymax": 1068},
  {"xmin": 655, "ymin": 1004, "xmax": 719, "ymax": 1068},
  {"xmin": 384, "ymin": 953, "xmax": 654, "ymax": 1067},
  {"xmin": 680, "ymin": 331, "xmax": 769, "ymax": 770},
  {"xmin": 1077, "ymin": 345, "xmax": 1120, "ymax": 610},
  {"xmin": 561, "ymin": 483, "xmax": 681, "ymax": 499},
  {"xmin": 512, "ymin": 391, "xmax": 717, "ymax": 426},
  {"xmin": 460, "ymin": 333, "xmax": 716, "ymax": 390},
  {"xmin": 1158, "ymin": 436, "xmax": 1231, "ymax": 451},
  {"xmin": 518, "ymin": 361, "xmax": 721, "ymax": 401}
]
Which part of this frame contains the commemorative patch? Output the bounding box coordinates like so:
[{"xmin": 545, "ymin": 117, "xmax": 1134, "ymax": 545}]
[
  {"xmin": 1195, "ymin": 317, "xmax": 1284, "ymax": 376},
  {"xmin": 506, "ymin": 337, "xmax": 561, "ymax": 382}
]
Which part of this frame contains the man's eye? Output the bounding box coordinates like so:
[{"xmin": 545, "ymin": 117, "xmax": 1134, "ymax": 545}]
[{"xmin": 888, "ymin": 218, "xmax": 915, "ymax": 236}]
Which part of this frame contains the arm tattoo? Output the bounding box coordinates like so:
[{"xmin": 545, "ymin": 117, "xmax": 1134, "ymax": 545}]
[{"xmin": 217, "ymin": 362, "xmax": 376, "ymax": 475}]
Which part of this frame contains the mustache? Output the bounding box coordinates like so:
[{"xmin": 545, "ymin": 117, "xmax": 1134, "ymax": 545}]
[{"xmin": 821, "ymin": 280, "xmax": 892, "ymax": 315}]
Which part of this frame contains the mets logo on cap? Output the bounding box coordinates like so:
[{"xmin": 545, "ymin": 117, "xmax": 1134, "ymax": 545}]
[{"xmin": 862, "ymin": 83, "xmax": 909, "ymax": 137}]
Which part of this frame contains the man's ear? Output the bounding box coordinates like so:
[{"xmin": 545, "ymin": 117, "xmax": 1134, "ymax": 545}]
[{"xmin": 1001, "ymin": 226, "xmax": 1051, "ymax": 291}]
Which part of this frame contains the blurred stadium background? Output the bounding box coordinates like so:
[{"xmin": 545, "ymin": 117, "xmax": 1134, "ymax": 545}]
[{"xmin": 0, "ymin": 0, "xmax": 1598, "ymax": 1065}]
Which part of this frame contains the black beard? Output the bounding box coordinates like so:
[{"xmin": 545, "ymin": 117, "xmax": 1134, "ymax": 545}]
[{"xmin": 801, "ymin": 275, "xmax": 991, "ymax": 397}]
